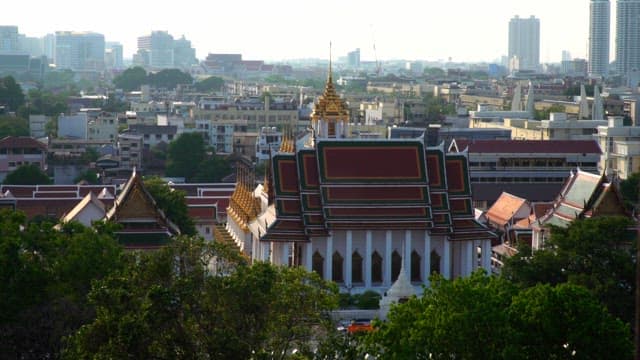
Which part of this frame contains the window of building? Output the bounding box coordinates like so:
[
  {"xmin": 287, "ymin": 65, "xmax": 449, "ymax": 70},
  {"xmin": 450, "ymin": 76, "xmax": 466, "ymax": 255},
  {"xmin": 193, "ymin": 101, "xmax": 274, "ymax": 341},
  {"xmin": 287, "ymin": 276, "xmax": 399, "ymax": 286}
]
[
  {"xmin": 205, "ymin": 227, "xmax": 210, "ymax": 234},
  {"xmin": 168, "ymin": 134, "xmax": 174, "ymax": 141},
  {"xmin": 332, "ymin": 251, "xmax": 344, "ymax": 283},
  {"xmin": 352, "ymin": 251, "xmax": 363, "ymax": 283},
  {"xmin": 328, "ymin": 122, "xmax": 336, "ymax": 137},
  {"xmin": 155, "ymin": 134, "xmax": 162, "ymax": 140},
  {"xmin": 391, "ymin": 250, "xmax": 402, "ymax": 282},
  {"xmin": 430, "ymin": 250, "xmax": 441, "ymax": 274},
  {"xmin": 8, "ymin": 162, "xmax": 15, "ymax": 167},
  {"xmin": 312, "ymin": 251, "xmax": 324, "ymax": 278},
  {"xmin": 372, "ymin": 251, "xmax": 383, "ymax": 283},
  {"xmin": 411, "ymin": 250, "xmax": 421, "ymax": 282}
]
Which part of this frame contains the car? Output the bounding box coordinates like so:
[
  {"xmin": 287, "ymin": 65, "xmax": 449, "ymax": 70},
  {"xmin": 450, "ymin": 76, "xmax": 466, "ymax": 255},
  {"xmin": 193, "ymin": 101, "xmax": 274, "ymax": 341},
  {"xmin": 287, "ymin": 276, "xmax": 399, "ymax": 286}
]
[{"xmin": 347, "ymin": 319, "xmax": 373, "ymax": 333}]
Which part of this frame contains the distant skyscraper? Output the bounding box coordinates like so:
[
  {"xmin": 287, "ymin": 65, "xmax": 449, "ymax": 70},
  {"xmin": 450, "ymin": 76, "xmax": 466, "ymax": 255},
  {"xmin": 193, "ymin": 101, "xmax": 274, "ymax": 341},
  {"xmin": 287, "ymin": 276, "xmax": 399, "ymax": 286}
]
[
  {"xmin": 0, "ymin": 26, "xmax": 19, "ymax": 54},
  {"xmin": 589, "ymin": 0, "xmax": 610, "ymax": 77},
  {"xmin": 347, "ymin": 48, "xmax": 360, "ymax": 68},
  {"xmin": 105, "ymin": 42, "xmax": 124, "ymax": 69},
  {"xmin": 54, "ymin": 31, "xmax": 105, "ymax": 71},
  {"xmin": 508, "ymin": 16, "xmax": 540, "ymax": 72},
  {"xmin": 616, "ymin": 0, "xmax": 640, "ymax": 81}
]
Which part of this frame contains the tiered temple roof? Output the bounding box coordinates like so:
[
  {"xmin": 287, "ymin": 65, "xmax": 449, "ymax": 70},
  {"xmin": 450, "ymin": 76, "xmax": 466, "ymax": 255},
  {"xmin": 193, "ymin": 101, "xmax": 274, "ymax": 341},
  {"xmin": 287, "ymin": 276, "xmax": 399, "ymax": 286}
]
[
  {"xmin": 262, "ymin": 139, "xmax": 495, "ymax": 243},
  {"xmin": 105, "ymin": 170, "xmax": 180, "ymax": 249},
  {"xmin": 227, "ymin": 161, "xmax": 261, "ymax": 231},
  {"xmin": 536, "ymin": 169, "xmax": 628, "ymax": 229}
]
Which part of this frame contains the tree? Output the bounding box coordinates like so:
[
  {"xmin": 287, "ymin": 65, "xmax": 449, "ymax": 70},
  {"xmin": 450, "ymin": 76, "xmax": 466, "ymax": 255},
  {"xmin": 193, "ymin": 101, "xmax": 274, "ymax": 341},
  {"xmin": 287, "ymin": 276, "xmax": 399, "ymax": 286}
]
[
  {"xmin": 144, "ymin": 176, "xmax": 196, "ymax": 236},
  {"xmin": 166, "ymin": 132, "xmax": 206, "ymax": 181},
  {"xmin": 148, "ymin": 69, "xmax": 193, "ymax": 90},
  {"xmin": 0, "ymin": 76, "xmax": 25, "ymax": 111},
  {"xmin": 63, "ymin": 237, "xmax": 338, "ymax": 359},
  {"xmin": 620, "ymin": 172, "xmax": 640, "ymax": 210},
  {"xmin": 3, "ymin": 164, "xmax": 52, "ymax": 185},
  {"xmin": 0, "ymin": 115, "xmax": 29, "ymax": 138},
  {"xmin": 113, "ymin": 66, "xmax": 148, "ymax": 91},
  {"xmin": 73, "ymin": 169, "xmax": 100, "ymax": 184},
  {"xmin": 423, "ymin": 67, "xmax": 446, "ymax": 78},
  {"xmin": 502, "ymin": 216, "xmax": 636, "ymax": 325},
  {"xmin": 364, "ymin": 272, "xmax": 632, "ymax": 359},
  {"xmin": 194, "ymin": 76, "xmax": 224, "ymax": 92},
  {"xmin": 534, "ymin": 104, "xmax": 565, "ymax": 120},
  {"xmin": 0, "ymin": 211, "xmax": 123, "ymax": 358},
  {"xmin": 192, "ymin": 155, "xmax": 232, "ymax": 183},
  {"xmin": 25, "ymin": 88, "xmax": 70, "ymax": 116}
]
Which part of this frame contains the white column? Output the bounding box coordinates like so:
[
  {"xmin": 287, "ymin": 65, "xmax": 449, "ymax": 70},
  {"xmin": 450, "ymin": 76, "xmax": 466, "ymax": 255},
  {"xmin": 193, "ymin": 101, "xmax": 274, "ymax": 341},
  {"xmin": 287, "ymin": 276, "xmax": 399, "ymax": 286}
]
[
  {"xmin": 424, "ymin": 231, "xmax": 431, "ymax": 286},
  {"xmin": 482, "ymin": 239, "xmax": 492, "ymax": 274},
  {"xmin": 270, "ymin": 242, "xmax": 276, "ymax": 264},
  {"xmin": 345, "ymin": 230, "xmax": 353, "ymax": 288},
  {"xmin": 404, "ymin": 230, "xmax": 412, "ymax": 279},
  {"xmin": 465, "ymin": 241, "xmax": 474, "ymax": 276},
  {"xmin": 282, "ymin": 242, "xmax": 290, "ymax": 267},
  {"xmin": 443, "ymin": 237, "xmax": 451, "ymax": 279},
  {"xmin": 325, "ymin": 236, "xmax": 333, "ymax": 281},
  {"xmin": 384, "ymin": 230, "xmax": 392, "ymax": 286},
  {"xmin": 305, "ymin": 242, "xmax": 313, "ymax": 272},
  {"xmin": 365, "ymin": 230, "xmax": 372, "ymax": 288}
]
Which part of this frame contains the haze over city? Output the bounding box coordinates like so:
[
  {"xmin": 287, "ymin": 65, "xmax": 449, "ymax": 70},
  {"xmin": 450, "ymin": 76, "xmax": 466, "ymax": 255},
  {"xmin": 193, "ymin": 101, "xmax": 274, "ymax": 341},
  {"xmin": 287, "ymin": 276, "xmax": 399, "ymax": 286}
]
[{"xmin": 3, "ymin": 0, "xmax": 600, "ymax": 63}]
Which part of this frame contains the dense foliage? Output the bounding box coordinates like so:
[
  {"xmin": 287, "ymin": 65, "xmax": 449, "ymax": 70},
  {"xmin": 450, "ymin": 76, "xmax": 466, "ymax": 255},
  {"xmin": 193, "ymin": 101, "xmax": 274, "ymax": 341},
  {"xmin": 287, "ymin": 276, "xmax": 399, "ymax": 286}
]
[
  {"xmin": 3, "ymin": 164, "xmax": 52, "ymax": 185},
  {"xmin": 113, "ymin": 67, "xmax": 193, "ymax": 91},
  {"xmin": 502, "ymin": 216, "xmax": 636, "ymax": 324},
  {"xmin": 0, "ymin": 76, "xmax": 25, "ymax": 112},
  {"xmin": 364, "ymin": 272, "xmax": 632, "ymax": 359},
  {"xmin": 144, "ymin": 176, "xmax": 196, "ymax": 236},
  {"xmin": 166, "ymin": 132, "xmax": 232, "ymax": 182}
]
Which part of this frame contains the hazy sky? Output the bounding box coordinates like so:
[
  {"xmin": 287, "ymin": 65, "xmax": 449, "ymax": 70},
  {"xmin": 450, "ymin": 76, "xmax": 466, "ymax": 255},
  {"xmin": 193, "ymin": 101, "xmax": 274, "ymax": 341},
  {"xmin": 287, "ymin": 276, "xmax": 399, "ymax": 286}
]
[{"xmin": 3, "ymin": 0, "xmax": 608, "ymax": 63}]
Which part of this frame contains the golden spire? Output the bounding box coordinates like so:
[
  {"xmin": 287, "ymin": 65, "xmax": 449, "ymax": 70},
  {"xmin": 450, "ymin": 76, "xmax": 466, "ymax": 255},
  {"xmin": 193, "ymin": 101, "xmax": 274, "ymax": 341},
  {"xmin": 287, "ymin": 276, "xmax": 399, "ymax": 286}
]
[{"xmin": 311, "ymin": 42, "xmax": 350, "ymax": 137}]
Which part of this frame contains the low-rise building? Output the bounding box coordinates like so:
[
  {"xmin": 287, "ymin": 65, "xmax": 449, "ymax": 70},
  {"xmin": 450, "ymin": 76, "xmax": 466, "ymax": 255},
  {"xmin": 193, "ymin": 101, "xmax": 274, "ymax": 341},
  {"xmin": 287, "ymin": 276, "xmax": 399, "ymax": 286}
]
[
  {"xmin": 451, "ymin": 139, "xmax": 602, "ymax": 208},
  {"xmin": 0, "ymin": 136, "xmax": 47, "ymax": 182},
  {"xmin": 595, "ymin": 116, "xmax": 640, "ymax": 179}
]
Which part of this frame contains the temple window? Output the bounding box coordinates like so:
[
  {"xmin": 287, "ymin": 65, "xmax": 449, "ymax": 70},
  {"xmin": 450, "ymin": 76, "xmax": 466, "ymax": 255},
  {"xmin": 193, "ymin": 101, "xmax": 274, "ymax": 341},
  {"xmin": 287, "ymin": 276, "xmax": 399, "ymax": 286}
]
[
  {"xmin": 352, "ymin": 251, "xmax": 363, "ymax": 283},
  {"xmin": 312, "ymin": 251, "xmax": 324, "ymax": 278},
  {"xmin": 328, "ymin": 121, "xmax": 336, "ymax": 137},
  {"xmin": 430, "ymin": 250, "xmax": 441, "ymax": 275},
  {"xmin": 391, "ymin": 250, "xmax": 402, "ymax": 282},
  {"xmin": 372, "ymin": 251, "xmax": 383, "ymax": 283},
  {"xmin": 332, "ymin": 251, "xmax": 344, "ymax": 283},
  {"xmin": 411, "ymin": 250, "xmax": 421, "ymax": 282}
]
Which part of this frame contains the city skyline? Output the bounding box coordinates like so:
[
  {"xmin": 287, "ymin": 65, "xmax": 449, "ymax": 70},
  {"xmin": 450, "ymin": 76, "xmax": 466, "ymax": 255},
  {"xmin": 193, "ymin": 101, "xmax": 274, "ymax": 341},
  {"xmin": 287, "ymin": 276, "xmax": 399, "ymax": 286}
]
[{"xmin": 1, "ymin": 0, "xmax": 615, "ymax": 63}]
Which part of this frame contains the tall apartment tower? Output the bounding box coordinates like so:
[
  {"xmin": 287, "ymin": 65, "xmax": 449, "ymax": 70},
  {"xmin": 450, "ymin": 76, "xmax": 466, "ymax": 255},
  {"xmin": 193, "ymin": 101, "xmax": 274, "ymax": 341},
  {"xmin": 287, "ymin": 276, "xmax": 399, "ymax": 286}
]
[
  {"xmin": 54, "ymin": 31, "xmax": 105, "ymax": 71},
  {"xmin": 508, "ymin": 16, "xmax": 540, "ymax": 72},
  {"xmin": 589, "ymin": 0, "xmax": 610, "ymax": 77},
  {"xmin": 616, "ymin": 0, "xmax": 640, "ymax": 79}
]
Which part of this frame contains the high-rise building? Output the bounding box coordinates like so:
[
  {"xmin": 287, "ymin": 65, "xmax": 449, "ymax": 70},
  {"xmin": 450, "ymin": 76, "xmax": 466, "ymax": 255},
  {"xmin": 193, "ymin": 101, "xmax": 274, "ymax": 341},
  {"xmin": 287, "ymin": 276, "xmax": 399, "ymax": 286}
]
[
  {"xmin": 616, "ymin": 0, "xmax": 640, "ymax": 81},
  {"xmin": 105, "ymin": 42, "xmax": 124, "ymax": 69},
  {"xmin": 589, "ymin": 0, "xmax": 610, "ymax": 77},
  {"xmin": 0, "ymin": 26, "xmax": 19, "ymax": 54},
  {"xmin": 347, "ymin": 48, "xmax": 360, "ymax": 68},
  {"xmin": 54, "ymin": 31, "xmax": 105, "ymax": 71},
  {"xmin": 508, "ymin": 16, "xmax": 540, "ymax": 72},
  {"xmin": 42, "ymin": 34, "xmax": 55, "ymax": 63},
  {"xmin": 173, "ymin": 35, "xmax": 197, "ymax": 68},
  {"xmin": 137, "ymin": 31, "xmax": 174, "ymax": 68}
]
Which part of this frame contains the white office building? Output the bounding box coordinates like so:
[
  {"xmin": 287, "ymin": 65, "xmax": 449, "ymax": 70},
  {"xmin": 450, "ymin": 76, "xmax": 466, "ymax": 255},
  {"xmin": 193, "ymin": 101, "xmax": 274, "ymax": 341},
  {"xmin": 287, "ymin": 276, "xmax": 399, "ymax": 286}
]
[
  {"xmin": 508, "ymin": 16, "xmax": 540, "ymax": 72},
  {"xmin": 616, "ymin": 0, "xmax": 640, "ymax": 81}
]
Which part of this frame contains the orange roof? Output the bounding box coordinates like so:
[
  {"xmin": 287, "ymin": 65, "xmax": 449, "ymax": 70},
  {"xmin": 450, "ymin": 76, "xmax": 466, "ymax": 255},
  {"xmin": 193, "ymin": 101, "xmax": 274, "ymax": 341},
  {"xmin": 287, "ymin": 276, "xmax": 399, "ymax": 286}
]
[{"xmin": 486, "ymin": 192, "xmax": 528, "ymax": 225}]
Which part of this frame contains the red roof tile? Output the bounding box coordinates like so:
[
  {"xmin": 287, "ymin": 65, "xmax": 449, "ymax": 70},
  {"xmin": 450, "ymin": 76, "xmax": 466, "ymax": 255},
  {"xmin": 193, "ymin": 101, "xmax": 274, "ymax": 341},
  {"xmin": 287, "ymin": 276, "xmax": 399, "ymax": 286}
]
[{"xmin": 0, "ymin": 136, "xmax": 47, "ymax": 151}]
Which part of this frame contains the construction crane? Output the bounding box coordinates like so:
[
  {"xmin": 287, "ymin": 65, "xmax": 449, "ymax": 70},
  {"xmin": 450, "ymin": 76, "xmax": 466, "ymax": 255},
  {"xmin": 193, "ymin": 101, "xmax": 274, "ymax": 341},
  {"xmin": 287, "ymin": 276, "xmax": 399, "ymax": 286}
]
[{"xmin": 371, "ymin": 25, "xmax": 382, "ymax": 77}]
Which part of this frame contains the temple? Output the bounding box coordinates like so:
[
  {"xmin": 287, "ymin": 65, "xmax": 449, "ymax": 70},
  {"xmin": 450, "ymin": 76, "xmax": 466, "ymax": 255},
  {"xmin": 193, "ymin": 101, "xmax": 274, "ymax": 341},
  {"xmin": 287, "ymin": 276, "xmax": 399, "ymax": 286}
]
[{"xmin": 224, "ymin": 64, "xmax": 497, "ymax": 293}]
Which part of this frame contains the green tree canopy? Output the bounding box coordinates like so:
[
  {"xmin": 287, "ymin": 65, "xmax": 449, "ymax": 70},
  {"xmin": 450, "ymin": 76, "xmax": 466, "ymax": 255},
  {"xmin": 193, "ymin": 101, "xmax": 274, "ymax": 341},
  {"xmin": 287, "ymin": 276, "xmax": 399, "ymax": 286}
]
[
  {"xmin": 502, "ymin": 216, "xmax": 636, "ymax": 325},
  {"xmin": 0, "ymin": 76, "xmax": 25, "ymax": 112},
  {"xmin": 3, "ymin": 164, "xmax": 52, "ymax": 185},
  {"xmin": 113, "ymin": 66, "xmax": 148, "ymax": 91},
  {"xmin": 166, "ymin": 132, "xmax": 206, "ymax": 181},
  {"xmin": 620, "ymin": 172, "xmax": 640, "ymax": 210},
  {"xmin": 144, "ymin": 176, "xmax": 196, "ymax": 236},
  {"xmin": 148, "ymin": 69, "xmax": 193, "ymax": 90},
  {"xmin": 0, "ymin": 115, "xmax": 29, "ymax": 138},
  {"xmin": 166, "ymin": 133, "xmax": 231, "ymax": 182},
  {"xmin": 0, "ymin": 211, "xmax": 123, "ymax": 358},
  {"xmin": 194, "ymin": 76, "xmax": 224, "ymax": 92},
  {"xmin": 63, "ymin": 237, "xmax": 338, "ymax": 359},
  {"xmin": 364, "ymin": 272, "xmax": 632, "ymax": 359},
  {"xmin": 23, "ymin": 88, "xmax": 70, "ymax": 117},
  {"xmin": 534, "ymin": 104, "xmax": 566, "ymax": 120}
]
